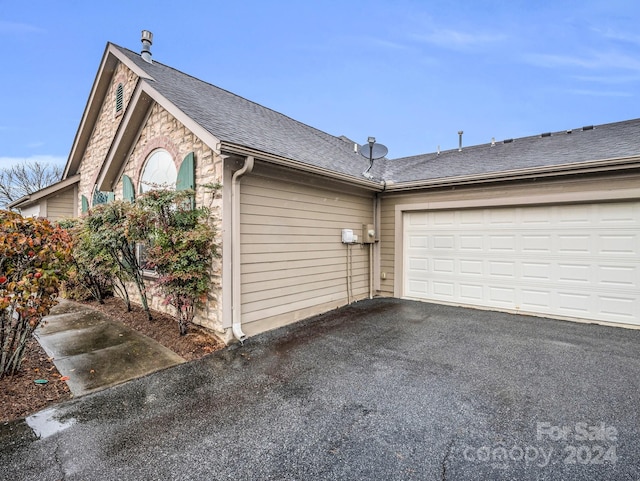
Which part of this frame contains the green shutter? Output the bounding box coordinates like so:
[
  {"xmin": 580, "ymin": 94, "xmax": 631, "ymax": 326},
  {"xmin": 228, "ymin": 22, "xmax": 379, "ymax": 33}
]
[
  {"xmin": 106, "ymin": 192, "xmax": 115, "ymax": 203},
  {"xmin": 176, "ymin": 152, "xmax": 195, "ymax": 209},
  {"xmin": 122, "ymin": 175, "xmax": 135, "ymax": 202},
  {"xmin": 81, "ymin": 195, "xmax": 89, "ymax": 213}
]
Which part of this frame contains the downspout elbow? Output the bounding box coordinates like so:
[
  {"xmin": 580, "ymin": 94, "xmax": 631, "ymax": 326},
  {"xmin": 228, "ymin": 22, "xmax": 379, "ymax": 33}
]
[{"xmin": 231, "ymin": 156, "xmax": 254, "ymax": 344}]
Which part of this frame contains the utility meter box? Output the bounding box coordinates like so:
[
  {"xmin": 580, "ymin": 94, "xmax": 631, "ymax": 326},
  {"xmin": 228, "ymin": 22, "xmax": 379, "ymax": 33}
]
[
  {"xmin": 342, "ymin": 229, "xmax": 356, "ymax": 244},
  {"xmin": 362, "ymin": 224, "xmax": 375, "ymax": 244}
]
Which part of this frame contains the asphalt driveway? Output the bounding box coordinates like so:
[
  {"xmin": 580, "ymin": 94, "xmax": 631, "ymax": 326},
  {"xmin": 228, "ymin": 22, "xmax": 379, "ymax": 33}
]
[{"xmin": 1, "ymin": 298, "xmax": 639, "ymax": 480}]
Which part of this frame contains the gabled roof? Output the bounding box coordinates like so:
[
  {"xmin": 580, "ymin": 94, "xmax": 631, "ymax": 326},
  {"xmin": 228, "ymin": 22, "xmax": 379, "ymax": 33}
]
[
  {"xmin": 7, "ymin": 174, "xmax": 80, "ymax": 209},
  {"xmin": 111, "ymin": 45, "xmax": 371, "ymax": 181},
  {"xmin": 383, "ymin": 119, "xmax": 640, "ymax": 184},
  {"xmin": 71, "ymin": 41, "xmax": 640, "ymax": 195}
]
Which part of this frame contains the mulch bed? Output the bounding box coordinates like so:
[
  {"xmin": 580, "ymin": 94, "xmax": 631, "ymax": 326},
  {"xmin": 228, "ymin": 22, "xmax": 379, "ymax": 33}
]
[
  {"xmin": 0, "ymin": 297, "xmax": 225, "ymax": 423},
  {"xmin": 0, "ymin": 338, "xmax": 72, "ymax": 423},
  {"xmin": 83, "ymin": 297, "xmax": 225, "ymax": 361}
]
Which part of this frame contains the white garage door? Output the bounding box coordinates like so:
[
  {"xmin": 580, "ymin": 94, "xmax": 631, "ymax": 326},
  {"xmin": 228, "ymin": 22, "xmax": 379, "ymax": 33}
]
[{"xmin": 404, "ymin": 202, "xmax": 640, "ymax": 326}]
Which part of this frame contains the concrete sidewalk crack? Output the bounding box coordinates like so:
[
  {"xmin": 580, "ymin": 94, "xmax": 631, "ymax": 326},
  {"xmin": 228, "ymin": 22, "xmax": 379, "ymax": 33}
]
[
  {"xmin": 53, "ymin": 440, "xmax": 66, "ymax": 481},
  {"xmin": 441, "ymin": 437, "xmax": 455, "ymax": 481}
]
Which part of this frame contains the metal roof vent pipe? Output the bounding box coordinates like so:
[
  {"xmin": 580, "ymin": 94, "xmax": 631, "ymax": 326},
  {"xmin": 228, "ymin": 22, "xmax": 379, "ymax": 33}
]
[
  {"xmin": 141, "ymin": 30, "xmax": 153, "ymax": 63},
  {"xmin": 458, "ymin": 131, "xmax": 464, "ymax": 151}
]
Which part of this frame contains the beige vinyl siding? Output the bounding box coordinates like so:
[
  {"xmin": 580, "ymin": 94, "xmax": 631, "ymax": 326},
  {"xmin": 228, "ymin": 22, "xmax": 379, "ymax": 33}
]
[
  {"xmin": 379, "ymin": 173, "xmax": 640, "ymax": 297},
  {"xmin": 45, "ymin": 187, "xmax": 76, "ymax": 220},
  {"xmin": 240, "ymin": 170, "xmax": 374, "ymax": 333}
]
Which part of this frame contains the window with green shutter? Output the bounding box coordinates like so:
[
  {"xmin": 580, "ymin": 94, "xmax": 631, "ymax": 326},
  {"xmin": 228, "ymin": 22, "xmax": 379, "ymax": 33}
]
[
  {"xmin": 176, "ymin": 152, "xmax": 195, "ymax": 209},
  {"xmin": 122, "ymin": 174, "xmax": 135, "ymax": 202}
]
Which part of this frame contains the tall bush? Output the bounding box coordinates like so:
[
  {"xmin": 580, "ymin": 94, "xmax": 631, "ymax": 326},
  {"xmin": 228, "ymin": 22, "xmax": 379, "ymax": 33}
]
[
  {"xmin": 0, "ymin": 211, "xmax": 72, "ymax": 378},
  {"xmin": 132, "ymin": 189, "xmax": 218, "ymax": 335},
  {"xmin": 85, "ymin": 201, "xmax": 151, "ymax": 320}
]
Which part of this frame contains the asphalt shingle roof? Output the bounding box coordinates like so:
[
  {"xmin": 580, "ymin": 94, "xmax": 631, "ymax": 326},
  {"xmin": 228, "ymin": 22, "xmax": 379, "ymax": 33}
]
[
  {"xmin": 115, "ymin": 45, "xmax": 370, "ymax": 180},
  {"xmin": 115, "ymin": 44, "xmax": 640, "ymax": 185},
  {"xmin": 384, "ymin": 120, "xmax": 640, "ymax": 182}
]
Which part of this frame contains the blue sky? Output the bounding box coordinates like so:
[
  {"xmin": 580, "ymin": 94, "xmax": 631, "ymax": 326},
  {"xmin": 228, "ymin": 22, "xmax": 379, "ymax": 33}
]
[{"xmin": 1, "ymin": 0, "xmax": 640, "ymax": 170}]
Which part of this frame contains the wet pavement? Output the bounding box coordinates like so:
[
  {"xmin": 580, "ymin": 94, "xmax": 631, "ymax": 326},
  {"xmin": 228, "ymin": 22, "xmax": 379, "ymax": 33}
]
[
  {"xmin": 1, "ymin": 298, "xmax": 639, "ymax": 480},
  {"xmin": 35, "ymin": 300, "xmax": 184, "ymax": 396}
]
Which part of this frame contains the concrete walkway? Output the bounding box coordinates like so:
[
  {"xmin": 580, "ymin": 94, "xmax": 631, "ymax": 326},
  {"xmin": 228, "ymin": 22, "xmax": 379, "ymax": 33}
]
[{"xmin": 35, "ymin": 300, "xmax": 184, "ymax": 396}]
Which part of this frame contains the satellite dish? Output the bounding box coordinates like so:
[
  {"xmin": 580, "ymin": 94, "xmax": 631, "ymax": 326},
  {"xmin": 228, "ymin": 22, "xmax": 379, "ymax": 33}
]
[
  {"xmin": 358, "ymin": 143, "xmax": 388, "ymax": 160},
  {"xmin": 359, "ymin": 138, "xmax": 388, "ymax": 178}
]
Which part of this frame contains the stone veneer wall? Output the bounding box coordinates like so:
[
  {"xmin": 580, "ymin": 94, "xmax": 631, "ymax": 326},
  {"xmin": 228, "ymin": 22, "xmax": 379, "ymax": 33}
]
[
  {"xmin": 78, "ymin": 63, "xmax": 137, "ymax": 209},
  {"xmin": 115, "ymin": 103, "xmax": 224, "ymax": 333}
]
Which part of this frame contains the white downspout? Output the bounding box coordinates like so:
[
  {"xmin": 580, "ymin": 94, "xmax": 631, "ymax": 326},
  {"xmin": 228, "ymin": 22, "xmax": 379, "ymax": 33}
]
[{"xmin": 231, "ymin": 156, "xmax": 254, "ymax": 343}]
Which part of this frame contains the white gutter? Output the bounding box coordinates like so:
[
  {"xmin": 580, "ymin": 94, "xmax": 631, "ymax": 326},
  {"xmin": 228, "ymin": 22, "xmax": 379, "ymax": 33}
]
[{"xmin": 231, "ymin": 156, "xmax": 254, "ymax": 343}]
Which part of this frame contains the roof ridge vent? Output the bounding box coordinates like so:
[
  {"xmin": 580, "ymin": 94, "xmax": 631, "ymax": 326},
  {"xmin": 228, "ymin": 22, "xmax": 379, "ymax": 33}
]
[
  {"xmin": 141, "ymin": 30, "xmax": 153, "ymax": 63},
  {"xmin": 540, "ymin": 132, "xmax": 551, "ymax": 138},
  {"xmin": 582, "ymin": 125, "xmax": 594, "ymax": 131},
  {"xmin": 566, "ymin": 129, "xmax": 573, "ymax": 134},
  {"xmin": 503, "ymin": 138, "xmax": 513, "ymax": 144}
]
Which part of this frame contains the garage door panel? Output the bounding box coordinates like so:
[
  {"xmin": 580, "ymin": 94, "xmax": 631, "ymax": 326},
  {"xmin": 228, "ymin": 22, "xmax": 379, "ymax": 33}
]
[
  {"xmin": 433, "ymin": 281, "xmax": 455, "ymax": 298},
  {"xmin": 599, "ymin": 234, "xmax": 637, "ymax": 255},
  {"xmin": 598, "ymin": 265, "xmax": 637, "ymax": 286},
  {"xmin": 557, "ymin": 292, "xmax": 592, "ymax": 314},
  {"xmin": 459, "ymin": 259, "xmax": 483, "ymax": 276},
  {"xmin": 522, "ymin": 262, "xmax": 552, "ymax": 281},
  {"xmin": 557, "ymin": 263, "xmax": 591, "ymax": 283},
  {"xmin": 558, "ymin": 234, "xmax": 591, "ymax": 254},
  {"xmin": 489, "ymin": 260, "xmax": 516, "ymax": 278},
  {"xmin": 404, "ymin": 202, "xmax": 640, "ymax": 326},
  {"xmin": 522, "ymin": 235, "xmax": 552, "ymax": 253},
  {"xmin": 459, "ymin": 283, "xmax": 483, "ymax": 301},
  {"xmin": 489, "ymin": 286, "xmax": 516, "ymax": 305},
  {"xmin": 433, "ymin": 235, "xmax": 454, "ymax": 249},
  {"xmin": 433, "ymin": 258, "xmax": 454, "ymax": 273},
  {"xmin": 521, "ymin": 289, "xmax": 551, "ymax": 309},
  {"xmin": 489, "ymin": 235, "xmax": 516, "ymax": 251},
  {"xmin": 599, "ymin": 295, "xmax": 636, "ymax": 320},
  {"xmin": 598, "ymin": 203, "xmax": 638, "ymax": 223},
  {"xmin": 459, "ymin": 235, "xmax": 483, "ymax": 250}
]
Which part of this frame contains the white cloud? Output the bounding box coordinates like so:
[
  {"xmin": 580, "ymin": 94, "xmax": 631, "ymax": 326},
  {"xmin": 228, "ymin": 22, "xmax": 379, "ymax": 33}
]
[
  {"xmin": 0, "ymin": 155, "xmax": 66, "ymax": 170},
  {"xmin": 0, "ymin": 21, "xmax": 45, "ymax": 35},
  {"xmin": 594, "ymin": 27, "xmax": 640, "ymax": 46},
  {"xmin": 572, "ymin": 74, "xmax": 640, "ymax": 84},
  {"xmin": 412, "ymin": 28, "xmax": 507, "ymax": 50},
  {"xmin": 566, "ymin": 89, "xmax": 633, "ymax": 97},
  {"xmin": 525, "ymin": 50, "xmax": 640, "ymax": 72}
]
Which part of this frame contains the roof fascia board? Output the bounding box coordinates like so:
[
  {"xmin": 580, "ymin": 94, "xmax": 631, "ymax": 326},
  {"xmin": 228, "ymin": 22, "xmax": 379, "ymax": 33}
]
[
  {"xmin": 386, "ymin": 156, "xmax": 640, "ymax": 192},
  {"xmin": 96, "ymin": 84, "xmax": 153, "ymax": 191},
  {"xmin": 64, "ymin": 44, "xmax": 154, "ymax": 179},
  {"xmin": 220, "ymin": 142, "xmax": 383, "ymax": 191},
  {"xmin": 7, "ymin": 174, "xmax": 80, "ymax": 209}
]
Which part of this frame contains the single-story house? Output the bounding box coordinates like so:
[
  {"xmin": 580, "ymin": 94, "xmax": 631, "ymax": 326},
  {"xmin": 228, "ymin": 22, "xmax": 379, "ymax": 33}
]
[{"xmin": 12, "ymin": 32, "xmax": 639, "ymax": 341}]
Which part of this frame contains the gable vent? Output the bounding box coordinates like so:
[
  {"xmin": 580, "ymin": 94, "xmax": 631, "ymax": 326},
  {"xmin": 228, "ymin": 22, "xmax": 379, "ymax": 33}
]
[{"xmin": 115, "ymin": 83, "xmax": 124, "ymax": 114}]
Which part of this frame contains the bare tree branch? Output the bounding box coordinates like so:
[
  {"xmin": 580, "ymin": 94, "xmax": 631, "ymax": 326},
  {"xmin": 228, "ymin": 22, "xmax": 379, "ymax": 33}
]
[{"xmin": 0, "ymin": 161, "xmax": 62, "ymax": 208}]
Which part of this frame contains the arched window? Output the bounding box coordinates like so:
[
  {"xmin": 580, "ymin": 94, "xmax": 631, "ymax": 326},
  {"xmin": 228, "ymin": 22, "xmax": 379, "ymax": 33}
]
[
  {"xmin": 115, "ymin": 83, "xmax": 124, "ymax": 114},
  {"xmin": 139, "ymin": 149, "xmax": 177, "ymax": 193}
]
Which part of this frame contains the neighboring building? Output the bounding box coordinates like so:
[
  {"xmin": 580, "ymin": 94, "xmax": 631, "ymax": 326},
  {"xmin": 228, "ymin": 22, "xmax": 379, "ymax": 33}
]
[{"xmin": 14, "ymin": 33, "xmax": 640, "ymax": 341}]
